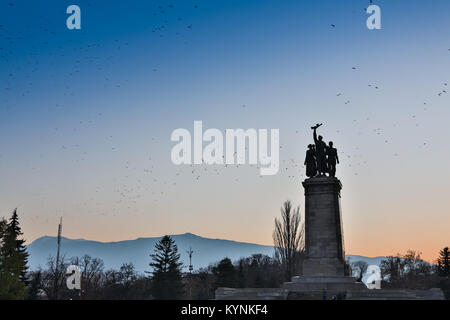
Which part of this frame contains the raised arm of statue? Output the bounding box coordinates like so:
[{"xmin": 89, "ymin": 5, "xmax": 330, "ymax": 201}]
[{"xmin": 311, "ymin": 123, "xmax": 322, "ymax": 145}]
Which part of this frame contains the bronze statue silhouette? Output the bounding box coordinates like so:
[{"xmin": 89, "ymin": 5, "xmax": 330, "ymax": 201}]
[
  {"xmin": 306, "ymin": 123, "xmax": 339, "ymax": 178},
  {"xmin": 312, "ymin": 124, "xmax": 328, "ymax": 175},
  {"xmin": 326, "ymin": 141, "xmax": 339, "ymax": 177},
  {"xmin": 304, "ymin": 144, "xmax": 317, "ymax": 177}
]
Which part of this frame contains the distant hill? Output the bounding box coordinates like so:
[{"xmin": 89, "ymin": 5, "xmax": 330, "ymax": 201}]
[
  {"xmin": 27, "ymin": 233, "xmax": 386, "ymax": 274},
  {"xmin": 346, "ymin": 255, "xmax": 386, "ymax": 268}
]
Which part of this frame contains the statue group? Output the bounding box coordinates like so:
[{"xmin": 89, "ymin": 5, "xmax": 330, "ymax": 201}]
[{"xmin": 304, "ymin": 123, "xmax": 339, "ymax": 178}]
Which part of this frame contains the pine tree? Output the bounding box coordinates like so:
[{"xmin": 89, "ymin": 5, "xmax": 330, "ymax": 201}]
[
  {"xmin": 149, "ymin": 235, "xmax": 184, "ymax": 299},
  {"xmin": 437, "ymin": 247, "xmax": 450, "ymax": 277},
  {"xmin": 0, "ymin": 217, "xmax": 6, "ymax": 247},
  {"xmin": 236, "ymin": 259, "xmax": 245, "ymax": 288},
  {"xmin": 212, "ymin": 258, "xmax": 236, "ymax": 288},
  {"xmin": 0, "ymin": 209, "xmax": 29, "ymax": 299}
]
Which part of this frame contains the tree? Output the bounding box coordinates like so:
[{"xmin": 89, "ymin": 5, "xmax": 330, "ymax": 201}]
[
  {"xmin": 118, "ymin": 262, "xmax": 137, "ymax": 285},
  {"xmin": 351, "ymin": 261, "xmax": 368, "ymax": 282},
  {"xmin": 212, "ymin": 258, "xmax": 236, "ymax": 288},
  {"xmin": 70, "ymin": 254, "xmax": 104, "ymax": 299},
  {"xmin": 235, "ymin": 254, "xmax": 283, "ymax": 288},
  {"xmin": 27, "ymin": 270, "xmax": 43, "ymax": 300},
  {"xmin": 237, "ymin": 259, "xmax": 245, "ymax": 288},
  {"xmin": 380, "ymin": 255, "xmax": 403, "ymax": 286},
  {"xmin": 41, "ymin": 255, "xmax": 69, "ymax": 299},
  {"xmin": 437, "ymin": 247, "xmax": 450, "ymax": 277},
  {"xmin": 102, "ymin": 262, "xmax": 149, "ymax": 300},
  {"xmin": 273, "ymin": 200, "xmax": 305, "ymax": 281},
  {"xmin": 148, "ymin": 235, "xmax": 184, "ymax": 299},
  {"xmin": 0, "ymin": 209, "xmax": 29, "ymax": 299},
  {"xmin": 0, "ymin": 217, "xmax": 6, "ymax": 246},
  {"xmin": 190, "ymin": 267, "xmax": 216, "ymax": 299},
  {"xmin": 380, "ymin": 250, "xmax": 433, "ymax": 289}
]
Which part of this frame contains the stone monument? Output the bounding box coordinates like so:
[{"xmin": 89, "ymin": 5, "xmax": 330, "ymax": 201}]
[
  {"xmin": 215, "ymin": 124, "xmax": 445, "ymax": 300},
  {"xmin": 282, "ymin": 124, "xmax": 365, "ymax": 297}
]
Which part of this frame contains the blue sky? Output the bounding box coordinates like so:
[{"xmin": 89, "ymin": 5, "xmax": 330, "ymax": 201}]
[{"xmin": 1, "ymin": 0, "xmax": 449, "ymax": 261}]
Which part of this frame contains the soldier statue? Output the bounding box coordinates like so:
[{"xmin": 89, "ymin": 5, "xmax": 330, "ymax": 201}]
[
  {"xmin": 326, "ymin": 141, "xmax": 339, "ymax": 177},
  {"xmin": 305, "ymin": 123, "xmax": 339, "ymax": 178},
  {"xmin": 311, "ymin": 123, "xmax": 328, "ymax": 176},
  {"xmin": 304, "ymin": 144, "xmax": 317, "ymax": 178}
]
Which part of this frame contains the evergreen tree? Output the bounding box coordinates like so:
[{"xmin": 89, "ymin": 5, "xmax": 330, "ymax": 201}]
[
  {"xmin": 437, "ymin": 247, "xmax": 450, "ymax": 277},
  {"xmin": 236, "ymin": 259, "xmax": 245, "ymax": 288},
  {"xmin": 0, "ymin": 217, "xmax": 6, "ymax": 247},
  {"xmin": 212, "ymin": 258, "xmax": 236, "ymax": 288},
  {"xmin": 149, "ymin": 235, "xmax": 184, "ymax": 299},
  {"xmin": 0, "ymin": 209, "xmax": 29, "ymax": 299},
  {"xmin": 27, "ymin": 270, "xmax": 43, "ymax": 300}
]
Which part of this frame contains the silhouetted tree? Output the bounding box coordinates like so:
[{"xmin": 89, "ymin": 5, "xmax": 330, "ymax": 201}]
[
  {"xmin": 41, "ymin": 255, "xmax": 70, "ymax": 299},
  {"xmin": 190, "ymin": 267, "xmax": 216, "ymax": 299},
  {"xmin": 380, "ymin": 255, "xmax": 403, "ymax": 285},
  {"xmin": 437, "ymin": 247, "xmax": 450, "ymax": 277},
  {"xmin": 102, "ymin": 262, "xmax": 150, "ymax": 299},
  {"xmin": 27, "ymin": 270, "xmax": 43, "ymax": 300},
  {"xmin": 235, "ymin": 254, "xmax": 283, "ymax": 288},
  {"xmin": 0, "ymin": 209, "xmax": 29, "ymax": 299},
  {"xmin": 380, "ymin": 251, "xmax": 433, "ymax": 289},
  {"xmin": 212, "ymin": 258, "xmax": 236, "ymax": 288},
  {"xmin": 0, "ymin": 217, "xmax": 6, "ymax": 245},
  {"xmin": 273, "ymin": 200, "xmax": 305, "ymax": 281},
  {"xmin": 148, "ymin": 235, "xmax": 184, "ymax": 299},
  {"xmin": 351, "ymin": 261, "xmax": 368, "ymax": 282},
  {"xmin": 71, "ymin": 254, "xmax": 104, "ymax": 299},
  {"xmin": 237, "ymin": 259, "xmax": 245, "ymax": 288}
]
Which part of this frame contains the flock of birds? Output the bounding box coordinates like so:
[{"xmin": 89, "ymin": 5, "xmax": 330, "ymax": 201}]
[{"xmin": 1, "ymin": 1, "xmax": 449, "ymax": 223}]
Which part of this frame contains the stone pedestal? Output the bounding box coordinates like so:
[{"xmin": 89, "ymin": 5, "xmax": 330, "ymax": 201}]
[
  {"xmin": 283, "ymin": 176, "xmax": 366, "ymax": 294},
  {"xmin": 302, "ymin": 176, "xmax": 346, "ymax": 277}
]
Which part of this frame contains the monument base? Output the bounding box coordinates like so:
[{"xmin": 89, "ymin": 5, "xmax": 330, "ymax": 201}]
[
  {"xmin": 302, "ymin": 258, "xmax": 347, "ymax": 277},
  {"xmin": 215, "ymin": 285, "xmax": 445, "ymax": 300},
  {"xmin": 282, "ymin": 275, "xmax": 367, "ymax": 298}
]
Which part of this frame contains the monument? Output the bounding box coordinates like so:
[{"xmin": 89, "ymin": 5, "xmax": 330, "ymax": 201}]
[
  {"xmin": 282, "ymin": 124, "xmax": 366, "ymax": 298},
  {"xmin": 215, "ymin": 124, "xmax": 445, "ymax": 300}
]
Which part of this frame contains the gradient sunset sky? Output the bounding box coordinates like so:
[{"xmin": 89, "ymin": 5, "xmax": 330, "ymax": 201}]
[{"xmin": 0, "ymin": 0, "xmax": 449, "ymax": 262}]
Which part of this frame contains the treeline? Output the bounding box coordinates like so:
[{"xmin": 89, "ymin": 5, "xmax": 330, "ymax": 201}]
[
  {"xmin": 0, "ymin": 201, "xmax": 306, "ymax": 300},
  {"xmin": 1, "ymin": 208, "xmax": 449, "ymax": 300},
  {"xmin": 26, "ymin": 237, "xmax": 289, "ymax": 300},
  {"xmin": 0, "ymin": 207, "xmax": 304, "ymax": 300},
  {"xmin": 350, "ymin": 249, "xmax": 450, "ymax": 298},
  {"xmin": 379, "ymin": 249, "xmax": 450, "ymax": 297}
]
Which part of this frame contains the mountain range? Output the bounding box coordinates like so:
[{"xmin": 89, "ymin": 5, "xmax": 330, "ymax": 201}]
[{"xmin": 27, "ymin": 232, "xmax": 386, "ymax": 274}]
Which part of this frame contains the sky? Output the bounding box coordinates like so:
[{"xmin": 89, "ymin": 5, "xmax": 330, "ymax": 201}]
[{"xmin": 0, "ymin": 0, "xmax": 449, "ymax": 262}]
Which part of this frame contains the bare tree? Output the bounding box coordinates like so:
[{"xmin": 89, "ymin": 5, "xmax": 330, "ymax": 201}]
[
  {"xmin": 273, "ymin": 200, "xmax": 305, "ymax": 281},
  {"xmin": 380, "ymin": 250, "xmax": 433, "ymax": 289},
  {"xmin": 70, "ymin": 254, "xmax": 104, "ymax": 298},
  {"xmin": 351, "ymin": 261, "xmax": 368, "ymax": 282},
  {"xmin": 41, "ymin": 255, "xmax": 69, "ymax": 299}
]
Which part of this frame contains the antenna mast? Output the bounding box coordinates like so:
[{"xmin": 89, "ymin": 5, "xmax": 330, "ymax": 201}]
[
  {"xmin": 56, "ymin": 217, "xmax": 62, "ymax": 267},
  {"xmin": 187, "ymin": 247, "xmax": 194, "ymax": 298},
  {"xmin": 187, "ymin": 247, "xmax": 193, "ymax": 273},
  {"xmin": 54, "ymin": 217, "xmax": 62, "ymax": 299}
]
